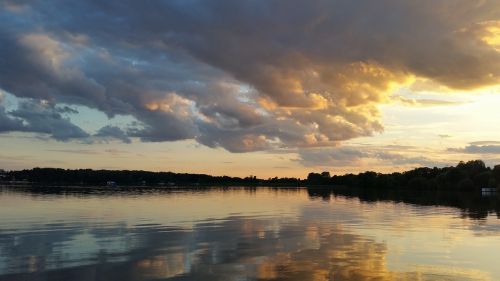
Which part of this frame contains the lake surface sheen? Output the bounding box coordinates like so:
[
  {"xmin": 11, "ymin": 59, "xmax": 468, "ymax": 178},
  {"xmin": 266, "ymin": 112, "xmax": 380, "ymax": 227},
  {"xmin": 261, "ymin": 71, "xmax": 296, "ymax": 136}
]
[{"xmin": 1, "ymin": 186, "xmax": 500, "ymax": 281}]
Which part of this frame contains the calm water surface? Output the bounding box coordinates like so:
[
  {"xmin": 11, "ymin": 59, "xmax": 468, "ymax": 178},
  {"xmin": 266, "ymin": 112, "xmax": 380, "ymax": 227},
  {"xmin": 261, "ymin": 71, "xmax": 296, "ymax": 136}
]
[{"xmin": 1, "ymin": 186, "xmax": 500, "ymax": 281}]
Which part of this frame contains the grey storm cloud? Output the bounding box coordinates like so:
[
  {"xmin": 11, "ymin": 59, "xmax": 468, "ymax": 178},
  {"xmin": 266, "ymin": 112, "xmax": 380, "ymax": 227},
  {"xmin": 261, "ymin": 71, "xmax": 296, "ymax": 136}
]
[
  {"xmin": 95, "ymin": 126, "xmax": 131, "ymax": 144},
  {"xmin": 0, "ymin": 0, "xmax": 499, "ymax": 151},
  {"xmin": 1, "ymin": 93, "xmax": 90, "ymax": 141},
  {"xmin": 9, "ymin": 100, "xmax": 90, "ymax": 141},
  {"xmin": 0, "ymin": 106, "xmax": 24, "ymax": 132},
  {"xmin": 0, "ymin": 96, "xmax": 134, "ymax": 143},
  {"xmin": 0, "ymin": 94, "xmax": 24, "ymax": 132}
]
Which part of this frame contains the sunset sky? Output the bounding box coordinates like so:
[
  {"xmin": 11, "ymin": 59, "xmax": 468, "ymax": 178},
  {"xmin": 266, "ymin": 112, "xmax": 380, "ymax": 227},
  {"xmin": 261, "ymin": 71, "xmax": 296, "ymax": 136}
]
[{"xmin": 0, "ymin": 0, "xmax": 499, "ymax": 178}]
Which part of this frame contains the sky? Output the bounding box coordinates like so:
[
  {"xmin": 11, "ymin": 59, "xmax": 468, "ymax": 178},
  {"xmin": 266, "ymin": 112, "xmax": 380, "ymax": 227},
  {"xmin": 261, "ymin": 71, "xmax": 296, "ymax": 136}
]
[{"xmin": 0, "ymin": 0, "xmax": 499, "ymax": 178}]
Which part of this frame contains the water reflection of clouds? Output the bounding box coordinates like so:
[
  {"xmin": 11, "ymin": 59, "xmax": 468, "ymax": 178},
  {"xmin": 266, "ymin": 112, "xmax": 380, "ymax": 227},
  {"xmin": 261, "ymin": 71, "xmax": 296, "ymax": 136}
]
[
  {"xmin": 0, "ymin": 214, "xmax": 494, "ymax": 281},
  {"xmin": 1, "ymin": 187, "xmax": 500, "ymax": 280},
  {"xmin": 303, "ymin": 198, "xmax": 500, "ymax": 281}
]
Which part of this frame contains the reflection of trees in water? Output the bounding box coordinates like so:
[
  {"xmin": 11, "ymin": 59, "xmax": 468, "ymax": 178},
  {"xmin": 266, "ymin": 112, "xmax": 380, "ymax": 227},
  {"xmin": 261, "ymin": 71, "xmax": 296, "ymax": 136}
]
[
  {"xmin": 8, "ymin": 184, "xmax": 500, "ymax": 221},
  {"xmin": 0, "ymin": 215, "xmax": 491, "ymax": 281},
  {"xmin": 0, "ymin": 185, "xmax": 304, "ymax": 199},
  {"xmin": 307, "ymin": 187, "xmax": 500, "ymax": 220}
]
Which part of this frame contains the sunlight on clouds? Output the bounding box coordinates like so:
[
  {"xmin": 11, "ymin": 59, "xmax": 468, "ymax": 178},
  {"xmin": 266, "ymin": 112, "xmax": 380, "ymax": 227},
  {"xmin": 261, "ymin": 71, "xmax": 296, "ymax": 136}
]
[
  {"xmin": 19, "ymin": 34, "xmax": 70, "ymax": 75},
  {"xmin": 0, "ymin": 0, "xmax": 500, "ymax": 174},
  {"xmin": 144, "ymin": 92, "xmax": 194, "ymax": 118},
  {"xmin": 348, "ymin": 85, "xmax": 500, "ymax": 172},
  {"xmin": 479, "ymin": 21, "xmax": 500, "ymax": 51}
]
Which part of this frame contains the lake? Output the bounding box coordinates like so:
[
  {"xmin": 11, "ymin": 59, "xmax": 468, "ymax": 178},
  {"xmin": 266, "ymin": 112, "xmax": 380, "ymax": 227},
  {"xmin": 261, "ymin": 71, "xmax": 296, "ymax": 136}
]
[{"xmin": 1, "ymin": 186, "xmax": 500, "ymax": 281}]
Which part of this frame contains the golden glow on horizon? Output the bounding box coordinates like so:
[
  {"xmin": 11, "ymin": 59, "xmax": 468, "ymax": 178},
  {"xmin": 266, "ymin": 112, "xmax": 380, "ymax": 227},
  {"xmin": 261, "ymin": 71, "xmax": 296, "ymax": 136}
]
[{"xmin": 2, "ymin": 85, "xmax": 500, "ymax": 178}]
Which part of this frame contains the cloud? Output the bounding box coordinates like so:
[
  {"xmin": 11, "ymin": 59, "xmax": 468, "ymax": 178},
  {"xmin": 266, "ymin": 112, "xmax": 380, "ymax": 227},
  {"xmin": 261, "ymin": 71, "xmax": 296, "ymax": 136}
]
[
  {"xmin": 0, "ymin": 0, "xmax": 499, "ymax": 151},
  {"xmin": 298, "ymin": 147, "xmax": 369, "ymax": 167},
  {"xmin": 448, "ymin": 143, "xmax": 500, "ymax": 154},
  {"xmin": 469, "ymin": 141, "xmax": 500, "ymax": 146},
  {"xmin": 0, "ymin": 97, "xmax": 90, "ymax": 141},
  {"xmin": 439, "ymin": 134, "xmax": 452, "ymax": 138},
  {"xmin": 392, "ymin": 96, "xmax": 468, "ymax": 107},
  {"xmin": 103, "ymin": 149, "xmax": 130, "ymax": 156},
  {"xmin": 47, "ymin": 149, "xmax": 99, "ymax": 155},
  {"xmin": 374, "ymin": 151, "xmax": 442, "ymax": 167},
  {"xmin": 1, "ymin": 0, "xmax": 29, "ymax": 12},
  {"xmin": 298, "ymin": 146, "xmax": 444, "ymax": 167},
  {"xmin": 0, "ymin": 96, "xmax": 133, "ymax": 143},
  {"xmin": 0, "ymin": 96, "xmax": 24, "ymax": 132},
  {"xmin": 95, "ymin": 125, "xmax": 131, "ymax": 144},
  {"xmin": 8, "ymin": 100, "xmax": 90, "ymax": 141}
]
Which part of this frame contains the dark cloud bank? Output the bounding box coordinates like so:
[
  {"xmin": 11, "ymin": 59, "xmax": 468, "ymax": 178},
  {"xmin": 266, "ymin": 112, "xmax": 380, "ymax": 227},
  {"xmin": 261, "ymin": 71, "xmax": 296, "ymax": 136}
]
[{"xmin": 0, "ymin": 0, "xmax": 499, "ymax": 152}]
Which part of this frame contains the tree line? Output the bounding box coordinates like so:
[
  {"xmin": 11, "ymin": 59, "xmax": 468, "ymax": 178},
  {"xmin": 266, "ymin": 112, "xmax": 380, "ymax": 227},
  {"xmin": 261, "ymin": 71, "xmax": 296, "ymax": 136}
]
[
  {"xmin": 0, "ymin": 168, "xmax": 301, "ymax": 186},
  {"xmin": 308, "ymin": 160, "xmax": 500, "ymax": 191},
  {"xmin": 1, "ymin": 160, "xmax": 499, "ymax": 191}
]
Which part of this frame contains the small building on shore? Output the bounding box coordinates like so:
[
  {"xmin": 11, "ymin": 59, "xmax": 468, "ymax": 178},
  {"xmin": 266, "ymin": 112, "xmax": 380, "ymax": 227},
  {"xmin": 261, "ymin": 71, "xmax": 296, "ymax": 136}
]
[{"xmin": 481, "ymin": 187, "xmax": 497, "ymax": 196}]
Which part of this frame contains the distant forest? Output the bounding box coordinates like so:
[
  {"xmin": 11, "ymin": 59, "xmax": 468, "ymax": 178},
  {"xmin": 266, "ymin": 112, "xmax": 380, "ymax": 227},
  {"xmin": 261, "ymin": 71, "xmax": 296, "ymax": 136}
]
[{"xmin": 1, "ymin": 160, "xmax": 500, "ymax": 191}]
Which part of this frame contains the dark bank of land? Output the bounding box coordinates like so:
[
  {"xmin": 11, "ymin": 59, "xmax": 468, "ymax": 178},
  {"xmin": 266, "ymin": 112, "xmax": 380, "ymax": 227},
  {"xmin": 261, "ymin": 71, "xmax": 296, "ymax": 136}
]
[{"xmin": 1, "ymin": 160, "xmax": 500, "ymax": 192}]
